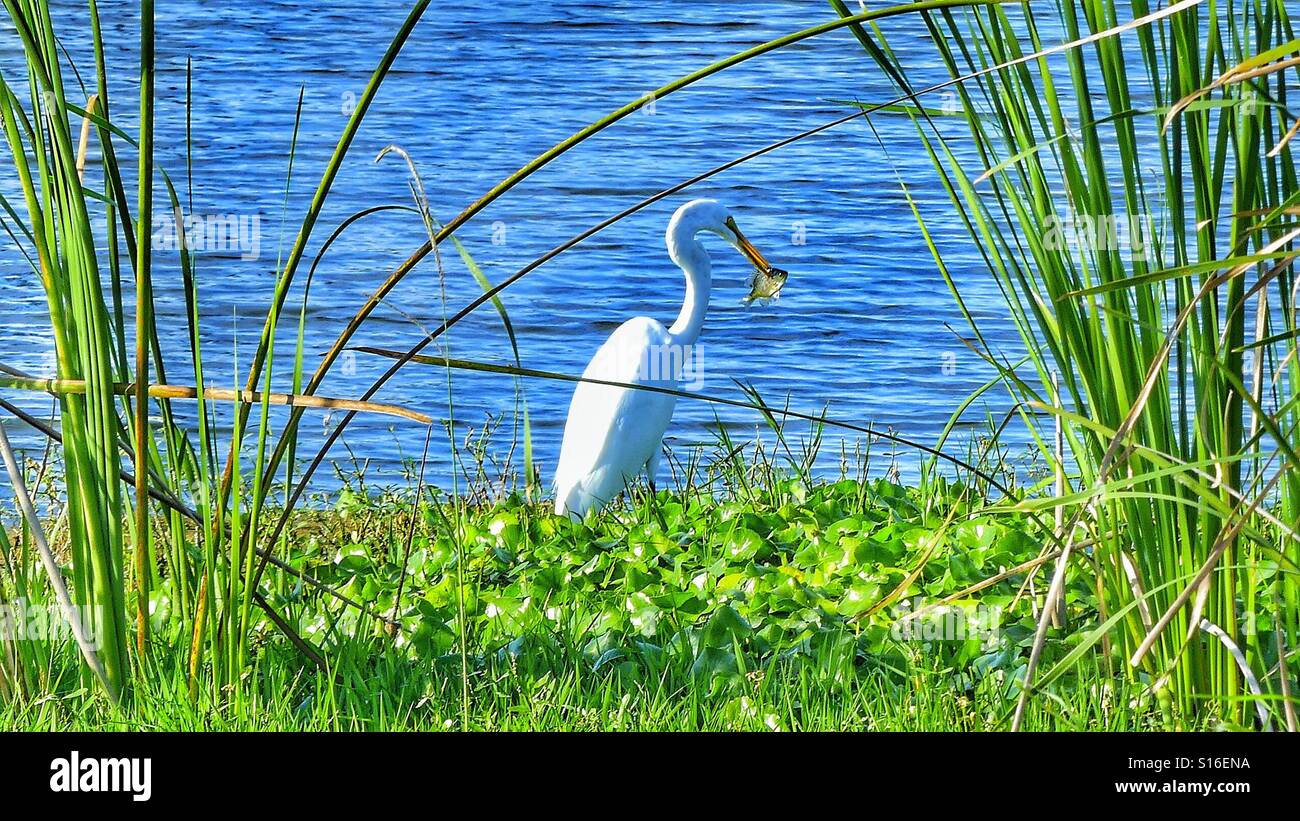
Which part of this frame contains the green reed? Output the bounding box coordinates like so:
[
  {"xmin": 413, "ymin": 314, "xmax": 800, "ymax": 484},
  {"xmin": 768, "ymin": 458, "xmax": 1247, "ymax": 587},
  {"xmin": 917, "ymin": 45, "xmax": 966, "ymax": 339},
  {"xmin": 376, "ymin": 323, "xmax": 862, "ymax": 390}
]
[{"xmin": 844, "ymin": 0, "xmax": 1299, "ymax": 728}]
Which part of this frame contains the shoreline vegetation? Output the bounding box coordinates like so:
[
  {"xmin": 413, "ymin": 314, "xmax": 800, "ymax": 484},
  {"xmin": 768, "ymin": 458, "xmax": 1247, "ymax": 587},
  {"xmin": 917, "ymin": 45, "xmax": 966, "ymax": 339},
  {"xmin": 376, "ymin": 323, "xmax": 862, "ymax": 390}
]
[
  {"xmin": 2, "ymin": 0, "xmax": 1299, "ymax": 731},
  {"xmin": 4, "ymin": 453, "xmax": 1184, "ymax": 732}
]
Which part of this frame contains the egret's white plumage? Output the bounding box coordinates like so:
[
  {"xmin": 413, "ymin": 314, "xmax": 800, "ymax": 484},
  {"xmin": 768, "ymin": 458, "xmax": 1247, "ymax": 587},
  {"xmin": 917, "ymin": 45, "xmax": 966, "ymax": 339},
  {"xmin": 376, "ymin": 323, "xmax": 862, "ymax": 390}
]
[{"xmin": 553, "ymin": 199, "xmax": 777, "ymax": 520}]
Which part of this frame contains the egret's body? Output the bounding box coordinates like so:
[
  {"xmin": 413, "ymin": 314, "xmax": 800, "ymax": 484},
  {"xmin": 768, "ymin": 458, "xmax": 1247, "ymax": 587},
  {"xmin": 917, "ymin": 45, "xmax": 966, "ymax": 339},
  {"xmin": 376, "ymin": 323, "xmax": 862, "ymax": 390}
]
[
  {"xmin": 552, "ymin": 317, "xmax": 680, "ymax": 518},
  {"xmin": 553, "ymin": 199, "xmax": 784, "ymax": 519}
]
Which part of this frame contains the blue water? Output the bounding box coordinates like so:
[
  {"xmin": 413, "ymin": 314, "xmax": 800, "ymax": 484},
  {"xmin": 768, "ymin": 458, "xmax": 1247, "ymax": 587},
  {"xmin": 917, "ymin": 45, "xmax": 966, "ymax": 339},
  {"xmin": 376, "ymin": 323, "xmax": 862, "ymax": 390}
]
[{"xmin": 1, "ymin": 1, "xmax": 1028, "ymax": 493}]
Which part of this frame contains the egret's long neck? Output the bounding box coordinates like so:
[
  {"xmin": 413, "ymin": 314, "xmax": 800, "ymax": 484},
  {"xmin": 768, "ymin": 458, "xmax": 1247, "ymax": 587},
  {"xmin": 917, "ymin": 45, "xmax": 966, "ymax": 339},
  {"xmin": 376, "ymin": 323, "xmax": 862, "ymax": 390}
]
[{"xmin": 666, "ymin": 228, "xmax": 712, "ymax": 345}]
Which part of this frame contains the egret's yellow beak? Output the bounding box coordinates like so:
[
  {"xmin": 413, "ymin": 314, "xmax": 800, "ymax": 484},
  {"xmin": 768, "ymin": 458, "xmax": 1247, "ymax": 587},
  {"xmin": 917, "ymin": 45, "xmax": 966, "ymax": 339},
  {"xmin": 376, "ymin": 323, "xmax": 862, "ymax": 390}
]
[
  {"xmin": 725, "ymin": 216, "xmax": 789, "ymax": 303},
  {"xmin": 725, "ymin": 216, "xmax": 773, "ymax": 271}
]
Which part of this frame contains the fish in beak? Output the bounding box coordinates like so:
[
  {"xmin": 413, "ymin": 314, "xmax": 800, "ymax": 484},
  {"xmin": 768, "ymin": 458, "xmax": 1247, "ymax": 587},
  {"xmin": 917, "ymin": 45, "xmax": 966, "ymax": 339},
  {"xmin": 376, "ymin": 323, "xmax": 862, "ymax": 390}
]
[{"xmin": 725, "ymin": 216, "xmax": 789, "ymax": 305}]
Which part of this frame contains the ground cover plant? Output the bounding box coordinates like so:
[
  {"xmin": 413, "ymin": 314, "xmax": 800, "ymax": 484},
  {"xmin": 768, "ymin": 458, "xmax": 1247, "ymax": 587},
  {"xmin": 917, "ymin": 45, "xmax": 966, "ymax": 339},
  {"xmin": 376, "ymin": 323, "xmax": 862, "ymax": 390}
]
[{"xmin": 4, "ymin": 453, "xmax": 1182, "ymax": 731}]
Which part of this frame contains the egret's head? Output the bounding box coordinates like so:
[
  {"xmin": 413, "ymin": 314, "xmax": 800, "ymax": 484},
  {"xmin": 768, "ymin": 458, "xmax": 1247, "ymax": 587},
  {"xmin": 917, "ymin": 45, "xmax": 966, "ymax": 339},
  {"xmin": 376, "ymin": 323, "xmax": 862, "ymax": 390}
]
[{"xmin": 667, "ymin": 199, "xmax": 789, "ymax": 303}]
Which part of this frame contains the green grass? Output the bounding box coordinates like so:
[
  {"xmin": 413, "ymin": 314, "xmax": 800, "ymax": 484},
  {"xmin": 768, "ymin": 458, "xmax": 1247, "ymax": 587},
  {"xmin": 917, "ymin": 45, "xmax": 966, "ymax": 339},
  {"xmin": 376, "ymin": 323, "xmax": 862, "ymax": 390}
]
[
  {"xmin": 1, "ymin": 647, "xmax": 1155, "ymax": 732},
  {"xmin": 2, "ymin": 462, "xmax": 1186, "ymax": 731}
]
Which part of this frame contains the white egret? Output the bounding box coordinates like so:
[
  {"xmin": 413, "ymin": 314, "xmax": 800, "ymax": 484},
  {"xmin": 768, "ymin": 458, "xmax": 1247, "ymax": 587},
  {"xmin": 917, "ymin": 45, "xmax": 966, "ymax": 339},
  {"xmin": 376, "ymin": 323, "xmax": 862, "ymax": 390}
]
[{"xmin": 553, "ymin": 199, "xmax": 787, "ymax": 520}]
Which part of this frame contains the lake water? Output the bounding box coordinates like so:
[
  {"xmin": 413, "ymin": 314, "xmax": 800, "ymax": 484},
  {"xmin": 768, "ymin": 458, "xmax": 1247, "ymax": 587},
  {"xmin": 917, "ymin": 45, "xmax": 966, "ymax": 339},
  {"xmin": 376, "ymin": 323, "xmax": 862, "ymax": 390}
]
[{"xmin": 1, "ymin": 1, "xmax": 1032, "ymax": 494}]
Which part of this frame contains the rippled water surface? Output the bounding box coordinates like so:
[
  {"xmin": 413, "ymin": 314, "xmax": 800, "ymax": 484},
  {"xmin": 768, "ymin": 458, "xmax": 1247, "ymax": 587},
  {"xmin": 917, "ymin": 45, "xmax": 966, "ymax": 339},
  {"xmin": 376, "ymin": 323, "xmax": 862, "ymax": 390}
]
[{"xmin": 1, "ymin": 1, "xmax": 1032, "ymax": 491}]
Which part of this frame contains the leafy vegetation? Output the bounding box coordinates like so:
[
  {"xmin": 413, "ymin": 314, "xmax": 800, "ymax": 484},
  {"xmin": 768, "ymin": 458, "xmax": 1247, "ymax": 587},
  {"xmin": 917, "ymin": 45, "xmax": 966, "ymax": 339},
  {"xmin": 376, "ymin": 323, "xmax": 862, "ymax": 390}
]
[
  {"xmin": 839, "ymin": 0, "xmax": 1300, "ymax": 729},
  {"xmin": 4, "ymin": 458, "xmax": 1189, "ymax": 730}
]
